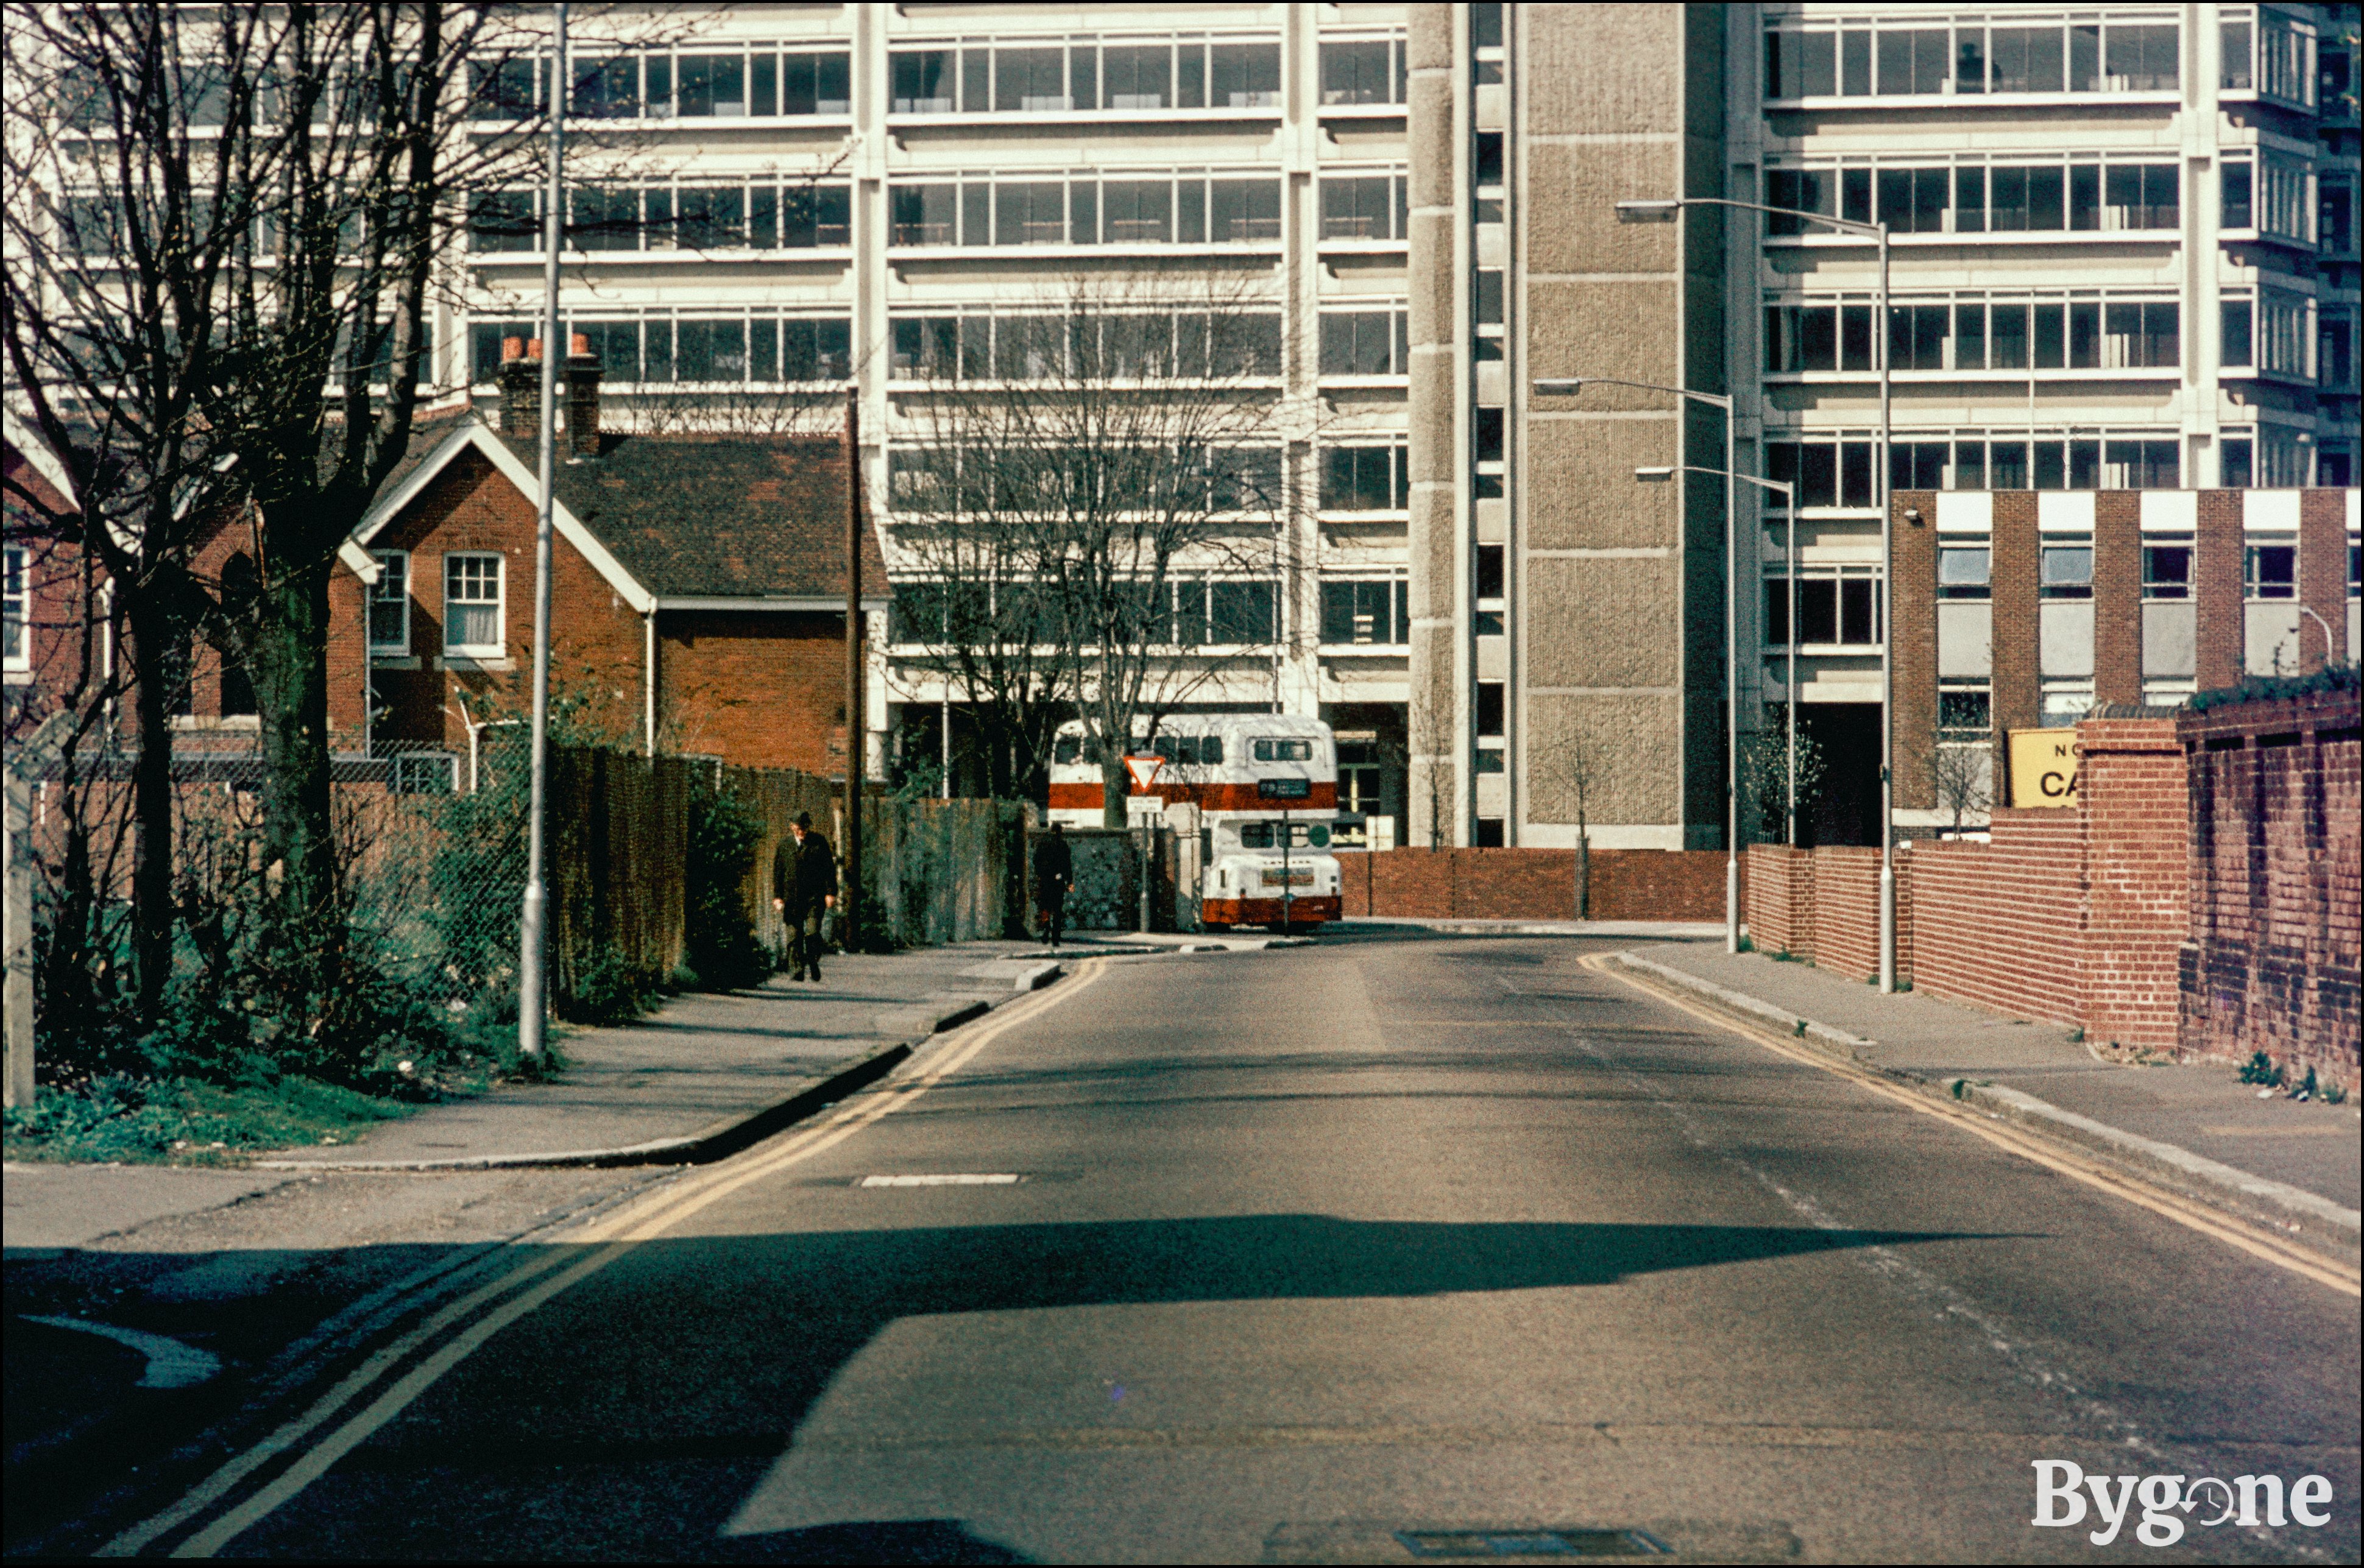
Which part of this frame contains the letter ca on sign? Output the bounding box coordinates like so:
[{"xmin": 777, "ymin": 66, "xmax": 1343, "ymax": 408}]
[
  {"xmin": 2032, "ymin": 1460, "xmax": 2337, "ymax": 1547},
  {"xmin": 2006, "ymin": 728, "xmax": 2081, "ymax": 808}
]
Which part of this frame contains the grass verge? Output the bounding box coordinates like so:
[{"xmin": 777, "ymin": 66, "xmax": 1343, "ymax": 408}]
[{"xmin": 2, "ymin": 1076, "xmax": 419, "ymax": 1165}]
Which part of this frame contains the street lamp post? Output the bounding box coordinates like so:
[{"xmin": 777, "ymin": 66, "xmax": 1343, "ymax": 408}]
[
  {"xmin": 1637, "ymin": 467, "xmax": 1798, "ymax": 847},
  {"xmin": 1614, "ymin": 196, "xmax": 1897, "ymax": 991},
  {"xmin": 1533, "ymin": 376, "xmax": 1737, "ymax": 955},
  {"xmin": 517, "ymin": 2, "xmax": 568, "ymax": 1059}
]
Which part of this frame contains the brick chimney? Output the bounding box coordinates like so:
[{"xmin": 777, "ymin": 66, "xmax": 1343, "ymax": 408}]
[
  {"xmin": 498, "ymin": 336, "xmax": 540, "ymax": 440},
  {"xmin": 564, "ymin": 331, "xmax": 602, "ymax": 460}
]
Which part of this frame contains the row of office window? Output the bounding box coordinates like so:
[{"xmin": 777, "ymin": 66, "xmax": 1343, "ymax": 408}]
[
  {"xmin": 1762, "ymin": 12, "xmax": 2316, "ymax": 103},
  {"xmin": 1930, "ymin": 535, "xmax": 2334, "ymax": 604},
  {"xmin": 1764, "ymin": 15, "xmax": 2182, "ymax": 99},
  {"xmin": 886, "ymin": 448, "xmax": 1283, "ymax": 516},
  {"xmin": 1765, "ymin": 295, "xmax": 2183, "ymax": 375},
  {"xmin": 888, "ymin": 36, "xmax": 1406, "ymax": 114},
  {"xmin": 471, "ymin": 47, "xmax": 851, "ymax": 121},
  {"xmin": 470, "ymin": 182, "xmax": 851, "ymax": 254},
  {"xmin": 888, "ymin": 577, "xmax": 1281, "ymax": 647},
  {"xmin": 468, "ymin": 313, "xmax": 850, "ymax": 384},
  {"xmin": 888, "ymin": 311, "xmax": 1281, "ymax": 382},
  {"xmin": 1764, "ymin": 160, "xmax": 2181, "ymax": 238},
  {"xmin": 1762, "ymin": 569, "xmax": 1884, "ymax": 649},
  {"xmin": 366, "ymin": 551, "xmax": 503, "ymax": 659},
  {"xmin": 885, "ymin": 172, "xmax": 1403, "ymax": 248},
  {"xmin": 1765, "ymin": 433, "xmax": 2185, "ymax": 506}
]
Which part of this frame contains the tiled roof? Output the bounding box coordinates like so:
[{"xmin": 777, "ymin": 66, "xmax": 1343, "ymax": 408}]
[{"xmin": 489, "ymin": 429, "xmax": 882, "ymax": 600}]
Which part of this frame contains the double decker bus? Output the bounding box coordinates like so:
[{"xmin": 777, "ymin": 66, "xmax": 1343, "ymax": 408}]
[{"xmin": 1046, "ymin": 713, "xmax": 1343, "ymax": 930}]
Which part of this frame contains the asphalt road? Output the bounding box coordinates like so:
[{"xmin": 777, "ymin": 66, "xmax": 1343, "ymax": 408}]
[{"xmin": 16, "ymin": 936, "xmax": 2362, "ymax": 1562}]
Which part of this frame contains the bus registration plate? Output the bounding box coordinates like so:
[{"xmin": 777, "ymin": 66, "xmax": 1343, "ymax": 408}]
[{"xmin": 1261, "ymin": 869, "xmax": 1315, "ymax": 888}]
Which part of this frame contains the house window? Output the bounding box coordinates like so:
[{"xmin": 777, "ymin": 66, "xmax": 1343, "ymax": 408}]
[
  {"xmin": 2245, "ymin": 538, "xmax": 2296, "ymax": 600},
  {"xmin": 444, "ymin": 553, "xmax": 505, "ymax": 656},
  {"xmin": 370, "ymin": 550, "xmax": 410, "ymax": 653},
  {"xmin": 1320, "ymin": 579, "xmax": 1409, "ymax": 646},
  {"xmin": 2041, "ymin": 683, "xmax": 2095, "ymax": 725},
  {"xmin": 2, "ymin": 545, "xmax": 26, "ymax": 671},
  {"xmin": 393, "ymin": 752, "xmax": 459, "ymax": 795}
]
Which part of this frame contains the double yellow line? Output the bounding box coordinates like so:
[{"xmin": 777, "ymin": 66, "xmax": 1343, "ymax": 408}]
[
  {"xmin": 1590, "ymin": 955, "xmax": 2362, "ymax": 1298},
  {"xmin": 105, "ymin": 959, "xmax": 1109, "ymax": 1560}
]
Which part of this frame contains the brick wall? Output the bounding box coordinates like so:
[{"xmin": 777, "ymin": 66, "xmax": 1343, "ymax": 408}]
[
  {"xmin": 1339, "ymin": 847, "xmax": 1741, "ymax": 921},
  {"xmin": 2070, "ymin": 715, "xmax": 2187, "ymax": 1051},
  {"xmin": 2179, "ymin": 690, "xmax": 2362, "ymax": 1081},
  {"xmin": 660, "ymin": 610, "xmax": 849, "ymax": 777},
  {"xmin": 1892, "ymin": 491, "xmax": 1938, "ymax": 810},
  {"xmin": 1744, "ymin": 843, "xmax": 1813, "ymax": 959},
  {"xmin": 2299, "ymin": 490, "xmax": 2351, "ymax": 666},
  {"xmin": 1805, "ymin": 845, "xmax": 1910, "ymax": 984},
  {"xmin": 2193, "ymin": 489, "xmax": 2244, "ymax": 691},
  {"xmin": 1991, "ymin": 491, "xmax": 2041, "ymax": 779},
  {"xmin": 1912, "ymin": 810, "xmax": 2086, "ymax": 1028},
  {"xmin": 2093, "ymin": 492, "xmax": 2142, "ymax": 707}
]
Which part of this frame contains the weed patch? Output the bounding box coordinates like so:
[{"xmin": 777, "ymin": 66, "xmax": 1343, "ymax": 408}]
[{"xmin": 2, "ymin": 1076, "xmax": 414, "ymax": 1165}]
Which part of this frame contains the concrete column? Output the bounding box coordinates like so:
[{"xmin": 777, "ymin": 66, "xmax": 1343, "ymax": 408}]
[{"xmin": 1405, "ymin": 4, "xmax": 1463, "ymax": 848}]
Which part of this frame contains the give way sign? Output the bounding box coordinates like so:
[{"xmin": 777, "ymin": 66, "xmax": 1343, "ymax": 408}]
[{"xmin": 1122, "ymin": 754, "xmax": 1166, "ymax": 791}]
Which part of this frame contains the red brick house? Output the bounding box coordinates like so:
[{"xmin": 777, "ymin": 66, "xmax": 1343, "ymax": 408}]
[
  {"xmin": 2, "ymin": 411, "xmax": 388, "ymax": 760},
  {"xmin": 349, "ymin": 350, "xmax": 886, "ymax": 785}
]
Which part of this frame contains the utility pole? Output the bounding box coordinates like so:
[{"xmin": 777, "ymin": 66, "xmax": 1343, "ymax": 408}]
[
  {"xmin": 517, "ymin": 2, "xmax": 567, "ymax": 1060},
  {"xmin": 843, "ymin": 386, "xmax": 863, "ymax": 949}
]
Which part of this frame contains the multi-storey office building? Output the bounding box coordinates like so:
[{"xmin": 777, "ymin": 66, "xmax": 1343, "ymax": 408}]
[
  {"xmin": 450, "ymin": 4, "xmax": 1419, "ymax": 835},
  {"xmin": 1409, "ymin": 2, "xmax": 2356, "ymax": 850},
  {"xmin": 433, "ymin": 2, "xmax": 2355, "ymax": 849}
]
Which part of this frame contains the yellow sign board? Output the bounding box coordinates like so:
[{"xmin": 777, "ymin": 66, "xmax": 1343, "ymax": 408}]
[{"xmin": 2008, "ymin": 728, "xmax": 2080, "ymax": 808}]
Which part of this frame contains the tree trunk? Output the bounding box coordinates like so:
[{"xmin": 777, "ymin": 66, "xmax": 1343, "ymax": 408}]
[
  {"xmin": 250, "ymin": 557, "xmax": 344, "ymax": 1034},
  {"xmin": 1575, "ymin": 832, "xmax": 1591, "ymax": 921},
  {"xmin": 1102, "ymin": 755, "xmax": 1130, "ymax": 829},
  {"xmin": 122, "ymin": 593, "xmax": 181, "ymax": 1023}
]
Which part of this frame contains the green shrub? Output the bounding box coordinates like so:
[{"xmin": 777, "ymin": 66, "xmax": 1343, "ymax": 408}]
[
  {"xmin": 684, "ymin": 780, "xmax": 773, "ymax": 991},
  {"xmin": 2237, "ymin": 1050, "xmax": 2285, "ymax": 1087}
]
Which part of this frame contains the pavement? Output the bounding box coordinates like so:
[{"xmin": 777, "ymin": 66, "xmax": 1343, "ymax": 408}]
[
  {"xmin": 18, "ymin": 932, "xmax": 2349, "ymax": 1561},
  {"xmin": 1617, "ymin": 941, "xmax": 2362, "ymax": 1254},
  {"xmin": 2, "ymin": 935, "xmax": 1175, "ymax": 1251}
]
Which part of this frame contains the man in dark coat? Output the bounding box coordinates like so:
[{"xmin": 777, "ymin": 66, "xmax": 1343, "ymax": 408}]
[
  {"xmin": 771, "ymin": 812, "xmax": 837, "ymax": 981},
  {"xmin": 1033, "ymin": 822, "xmax": 1073, "ymax": 948}
]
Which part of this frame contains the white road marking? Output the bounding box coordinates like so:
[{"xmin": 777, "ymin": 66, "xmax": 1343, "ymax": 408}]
[
  {"xmin": 860, "ymin": 1174, "xmax": 1021, "ymax": 1187},
  {"xmin": 20, "ymin": 1316, "xmax": 222, "ymax": 1390}
]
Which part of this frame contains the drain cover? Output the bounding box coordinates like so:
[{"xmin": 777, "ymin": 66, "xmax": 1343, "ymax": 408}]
[{"xmin": 1394, "ymin": 1530, "xmax": 1671, "ymax": 1559}]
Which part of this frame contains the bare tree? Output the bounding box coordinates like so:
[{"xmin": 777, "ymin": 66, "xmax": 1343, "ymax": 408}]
[
  {"xmin": 1534, "ymin": 732, "xmax": 1607, "ymax": 918},
  {"xmin": 885, "ymin": 277, "xmax": 1305, "ymax": 822},
  {"xmin": 1916, "ymin": 735, "xmax": 1994, "ymax": 838},
  {"xmin": 2, "ymin": 4, "xmax": 598, "ymax": 1044}
]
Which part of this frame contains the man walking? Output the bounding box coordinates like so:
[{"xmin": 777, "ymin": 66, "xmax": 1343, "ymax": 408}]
[
  {"xmin": 1033, "ymin": 821, "xmax": 1073, "ymax": 948},
  {"xmin": 771, "ymin": 812, "xmax": 837, "ymax": 982}
]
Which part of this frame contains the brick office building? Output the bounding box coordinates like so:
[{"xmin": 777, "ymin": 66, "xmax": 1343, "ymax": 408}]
[
  {"xmin": 1884, "ymin": 483, "xmax": 2360, "ymax": 824},
  {"xmin": 351, "ymin": 343, "xmax": 888, "ymax": 786}
]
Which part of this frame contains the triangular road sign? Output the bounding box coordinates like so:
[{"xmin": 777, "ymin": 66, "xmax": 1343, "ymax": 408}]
[{"xmin": 1123, "ymin": 754, "xmax": 1166, "ymax": 791}]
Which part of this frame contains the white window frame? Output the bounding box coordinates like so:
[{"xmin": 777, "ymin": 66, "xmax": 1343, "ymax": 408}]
[
  {"xmin": 2, "ymin": 545, "xmax": 28, "ymax": 672},
  {"xmin": 442, "ymin": 551, "xmax": 506, "ymax": 659},
  {"xmin": 392, "ymin": 751, "xmax": 459, "ymax": 795},
  {"xmin": 369, "ymin": 548, "xmax": 410, "ymax": 655}
]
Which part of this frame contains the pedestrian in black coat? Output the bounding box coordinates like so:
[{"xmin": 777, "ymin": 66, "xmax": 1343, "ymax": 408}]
[
  {"xmin": 1033, "ymin": 822, "xmax": 1073, "ymax": 948},
  {"xmin": 771, "ymin": 813, "xmax": 837, "ymax": 981}
]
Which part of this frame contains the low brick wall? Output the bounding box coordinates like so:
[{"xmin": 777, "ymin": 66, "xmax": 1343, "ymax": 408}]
[
  {"xmin": 2077, "ymin": 717, "xmax": 2190, "ymax": 1052},
  {"xmin": 1806, "ymin": 846, "xmax": 1912, "ymax": 985},
  {"xmin": 1744, "ymin": 844, "xmax": 1814, "ymax": 960},
  {"xmin": 2179, "ymin": 690, "xmax": 2362, "ymax": 1081},
  {"xmin": 1912, "ymin": 814, "xmax": 2087, "ymax": 1031},
  {"xmin": 1339, "ymin": 847, "xmax": 1740, "ymax": 922}
]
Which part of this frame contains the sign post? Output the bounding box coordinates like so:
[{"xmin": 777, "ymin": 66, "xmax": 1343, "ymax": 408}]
[
  {"xmin": 1124, "ymin": 754, "xmax": 1166, "ymax": 933},
  {"xmin": 1256, "ymin": 775, "xmax": 1311, "ymax": 934}
]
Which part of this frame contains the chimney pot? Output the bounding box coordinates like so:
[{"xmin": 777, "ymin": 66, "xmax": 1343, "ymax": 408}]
[
  {"xmin": 501, "ymin": 335, "xmax": 525, "ymax": 363},
  {"xmin": 570, "ymin": 332, "xmax": 592, "ymax": 357}
]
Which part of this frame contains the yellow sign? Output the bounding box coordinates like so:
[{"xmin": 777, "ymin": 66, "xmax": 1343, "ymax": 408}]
[{"xmin": 2008, "ymin": 728, "xmax": 2081, "ymax": 808}]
